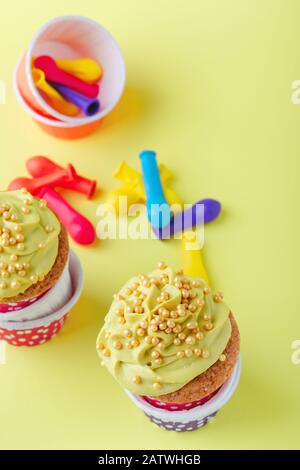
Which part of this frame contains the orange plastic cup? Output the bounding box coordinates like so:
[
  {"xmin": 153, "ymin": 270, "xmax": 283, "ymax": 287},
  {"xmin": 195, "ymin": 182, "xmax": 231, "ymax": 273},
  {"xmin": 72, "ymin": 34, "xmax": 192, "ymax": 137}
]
[{"xmin": 14, "ymin": 15, "xmax": 126, "ymax": 139}]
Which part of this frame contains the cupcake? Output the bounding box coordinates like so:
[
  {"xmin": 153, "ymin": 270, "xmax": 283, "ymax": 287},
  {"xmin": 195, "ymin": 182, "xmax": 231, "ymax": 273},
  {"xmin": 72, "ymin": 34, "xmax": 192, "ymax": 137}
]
[
  {"xmin": 0, "ymin": 189, "xmax": 83, "ymax": 347},
  {"xmin": 96, "ymin": 262, "xmax": 240, "ymax": 431}
]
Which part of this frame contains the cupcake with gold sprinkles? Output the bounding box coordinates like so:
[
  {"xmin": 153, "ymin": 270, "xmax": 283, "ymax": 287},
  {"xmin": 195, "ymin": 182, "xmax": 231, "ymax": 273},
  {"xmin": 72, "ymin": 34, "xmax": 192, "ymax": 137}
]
[
  {"xmin": 0, "ymin": 189, "xmax": 84, "ymax": 348},
  {"xmin": 96, "ymin": 262, "xmax": 240, "ymax": 432},
  {"xmin": 0, "ymin": 189, "xmax": 68, "ymax": 306}
]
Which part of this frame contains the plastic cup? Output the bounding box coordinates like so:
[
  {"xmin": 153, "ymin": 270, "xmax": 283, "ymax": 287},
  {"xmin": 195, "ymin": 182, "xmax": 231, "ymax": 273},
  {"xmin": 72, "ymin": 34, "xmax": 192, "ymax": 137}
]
[
  {"xmin": 0, "ymin": 251, "xmax": 83, "ymax": 346},
  {"xmin": 125, "ymin": 357, "xmax": 241, "ymax": 432},
  {"xmin": 14, "ymin": 15, "xmax": 126, "ymax": 137}
]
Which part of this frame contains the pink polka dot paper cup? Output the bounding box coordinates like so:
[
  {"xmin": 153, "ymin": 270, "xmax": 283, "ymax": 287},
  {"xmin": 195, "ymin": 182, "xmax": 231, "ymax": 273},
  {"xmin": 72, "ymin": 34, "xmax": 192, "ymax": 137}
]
[
  {"xmin": 125, "ymin": 358, "xmax": 241, "ymax": 432},
  {"xmin": 0, "ymin": 251, "xmax": 83, "ymax": 347}
]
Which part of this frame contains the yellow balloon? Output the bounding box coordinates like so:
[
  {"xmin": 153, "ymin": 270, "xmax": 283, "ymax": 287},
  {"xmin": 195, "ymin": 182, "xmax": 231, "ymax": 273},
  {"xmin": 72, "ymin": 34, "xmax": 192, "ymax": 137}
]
[
  {"xmin": 32, "ymin": 68, "xmax": 80, "ymax": 117},
  {"xmin": 56, "ymin": 58, "xmax": 102, "ymax": 83},
  {"xmin": 181, "ymin": 230, "xmax": 210, "ymax": 285}
]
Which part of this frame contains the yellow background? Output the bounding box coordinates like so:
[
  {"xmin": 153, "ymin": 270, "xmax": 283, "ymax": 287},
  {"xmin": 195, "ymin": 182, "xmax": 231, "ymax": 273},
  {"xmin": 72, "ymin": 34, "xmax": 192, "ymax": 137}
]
[{"xmin": 0, "ymin": 0, "xmax": 299, "ymax": 450}]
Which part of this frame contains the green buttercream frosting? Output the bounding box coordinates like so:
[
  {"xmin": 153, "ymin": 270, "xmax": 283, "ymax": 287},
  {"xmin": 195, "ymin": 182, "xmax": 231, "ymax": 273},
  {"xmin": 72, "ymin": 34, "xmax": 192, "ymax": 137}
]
[
  {"xmin": 0, "ymin": 190, "xmax": 61, "ymax": 299},
  {"xmin": 97, "ymin": 265, "xmax": 231, "ymax": 397}
]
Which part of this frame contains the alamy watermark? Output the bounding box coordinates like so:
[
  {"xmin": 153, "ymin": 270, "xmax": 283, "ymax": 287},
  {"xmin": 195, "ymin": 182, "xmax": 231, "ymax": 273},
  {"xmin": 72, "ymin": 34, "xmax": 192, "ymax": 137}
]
[
  {"xmin": 96, "ymin": 199, "xmax": 204, "ymax": 249},
  {"xmin": 291, "ymin": 339, "xmax": 300, "ymax": 365}
]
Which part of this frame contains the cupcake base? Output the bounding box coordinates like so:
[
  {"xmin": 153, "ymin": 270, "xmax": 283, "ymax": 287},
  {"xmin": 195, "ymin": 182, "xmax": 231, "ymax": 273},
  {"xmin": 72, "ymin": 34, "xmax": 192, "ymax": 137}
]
[
  {"xmin": 126, "ymin": 357, "xmax": 241, "ymax": 432},
  {"xmin": 0, "ymin": 251, "xmax": 83, "ymax": 347}
]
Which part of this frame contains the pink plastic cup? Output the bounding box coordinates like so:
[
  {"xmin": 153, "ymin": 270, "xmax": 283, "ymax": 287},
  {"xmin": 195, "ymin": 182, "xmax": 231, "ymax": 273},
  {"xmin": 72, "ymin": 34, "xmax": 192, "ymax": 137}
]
[{"xmin": 14, "ymin": 15, "xmax": 126, "ymax": 138}]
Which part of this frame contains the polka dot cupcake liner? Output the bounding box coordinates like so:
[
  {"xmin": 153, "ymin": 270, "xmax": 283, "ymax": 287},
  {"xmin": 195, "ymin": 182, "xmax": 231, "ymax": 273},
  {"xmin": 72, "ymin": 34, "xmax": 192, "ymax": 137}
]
[
  {"xmin": 0, "ymin": 251, "xmax": 83, "ymax": 347},
  {"xmin": 142, "ymin": 388, "xmax": 220, "ymax": 411},
  {"xmin": 126, "ymin": 357, "xmax": 241, "ymax": 432},
  {"xmin": 0, "ymin": 291, "xmax": 47, "ymax": 314}
]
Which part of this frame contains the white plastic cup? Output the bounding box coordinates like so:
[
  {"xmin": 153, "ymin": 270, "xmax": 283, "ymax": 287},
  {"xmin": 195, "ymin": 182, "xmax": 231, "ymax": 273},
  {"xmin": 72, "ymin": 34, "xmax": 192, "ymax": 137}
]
[
  {"xmin": 14, "ymin": 15, "xmax": 126, "ymax": 138},
  {"xmin": 0, "ymin": 251, "xmax": 83, "ymax": 346},
  {"xmin": 126, "ymin": 357, "xmax": 241, "ymax": 432}
]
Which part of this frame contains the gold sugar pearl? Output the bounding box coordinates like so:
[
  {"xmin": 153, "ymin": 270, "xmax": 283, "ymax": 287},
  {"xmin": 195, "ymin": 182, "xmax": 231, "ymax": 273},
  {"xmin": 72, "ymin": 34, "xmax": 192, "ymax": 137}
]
[
  {"xmin": 114, "ymin": 294, "xmax": 124, "ymax": 301},
  {"xmin": 187, "ymin": 322, "xmax": 198, "ymax": 330},
  {"xmin": 134, "ymin": 306, "xmax": 144, "ymax": 314},
  {"xmin": 2, "ymin": 232, "xmax": 9, "ymax": 239},
  {"xmin": 219, "ymin": 354, "xmax": 226, "ymax": 362},
  {"xmin": 185, "ymin": 336, "xmax": 196, "ymax": 345},
  {"xmin": 22, "ymin": 207, "xmax": 30, "ymax": 214},
  {"xmin": 14, "ymin": 225, "xmax": 22, "ymax": 233},
  {"xmin": 170, "ymin": 311, "xmax": 179, "ymax": 319},
  {"xmin": 167, "ymin": 319, "xmax": 175, "ymax": 329},
  {"xmin": 1, "ymin": 239, "xmax": 9, "ymax": 247},
  {"xmin": 158, "ymin": 307, "xmax": 168, "ymax": 316},
  {"xmin": 125, "ymin": 288, "xmax": 132, "ymax": 296},
  {"xmin": 151, "ymin": 350, "xmax": 160, "ymax": 360},
  {"xmin": 124, "ymin": 329, "xmax": 132, "ymax": 338},
  {"xmin": 165, "ymin": 327, "xmax": 172, "ymax": 334},
  {"xmin": 18, "ymin": 270, "xmax": 26, "ymax": 277},
  {"xmin": 150, "ymin": 324, "xmax": 158, "ymax": 332},
  {"xmin": 181, "ymin": 289, "xmax": 190, "ymax": 299},
  {"xmin": 140, "ymin": 321, "xmax": 148, "ymax": 329},
  {"xmin": 133, "ymin": 298, "xmax": 142, "ymax": 306},
  {"xmin": 151, "ymin": 337, "xmax": 159, "ymax": 345},
  {"xmin": 1, "ymin": 271, "xmax": 9, "ymax": 278},
  {"xmin": 96, "ymin": 343, "xmax": 103, "ymax": 350},
  {"xmin": 10, "ymin": 280, "xmax": 20, "ymax": 289},
  {"xmin": 10, "ymin": 214, "xmax": 17, "ymax": 222},
  {"xmin": 16, "ymin": 234, "xmax": 25, "ymax": 243},
  {"xmin": 116, "ymin": 308, "xmax": 124, "ymax": 317},
  {"xmin": 153, "ymin": 382, "xmax": 161, "ymax": 391},
  {"xmin": 126, "ymin": 341, "xmax": 133, "ymax": 349},
  {"xmin": 213, "ymin": 292, "xmax": 224, "ymax": 303},
  {"xmin": 30, "ymin": 275, "xmax": 38, "ymax": 283},
  {"xmin": 137, "ymin": 328, "xmax": 146, "ymax": 337},
  {"xmin": 185, "ymin": 349, "xmax": 193, "ymax": 357},
  {"xmin": 157, "ymin": 341, "xmax": 165, "ymax": 350},
  {"xmin": 174, "ymin": 281, "xmax": 183, "ymax": 289},
  {"xmin": 189, "ymin": 291, "xmax": 197, "ymax": 299},
  {"xmin": 102, "ymin": 348, "xmax": 111, "ymax": 357},
  {"xmin": 130, "ymin": 339, "xmax": 140, "ymax": 348},
  {"xmin": 0, "ymin": 262, "xmax": 7, "ymax": 270},
  {"xmin": 203, "ymin": 313, "xmax": 211, "ymax": 321},
  {"xmin": 132, "ymin": 375, "xmax": 142, "ymax": 385},
  {"xmin": 126, "ymin": 306, "xmax": 133, "ymax": 314},
  {"xmin": 113, "ymin": 340, "xmax": 122, "ymax": 350},
  {"xmin": 188, "ymin": 304, "xmax": 197, "ymax": 312},
  {"xmin": 9, "ymin": 238, "xmax": 16, "ymax": 246},
  {"xmin": 178, "ymin": 332, "xmax": 186, "ymax": 341},
  {"xmin": 196, "ymin": 299, "xmax": 205, "ymax": 307},
  {"xmin": 118, "ymin": 317, "xmax": 126, "ymax": 325},
  {"xmin": 192, "ymin": 280, "xmax": 201, "ymax": 287},
  {"xmin": 15, "ymin": 263, "xmax": 23, "ymax": 271},
  {"xmin": 196, "ymin": 332, "xmax": 204, "ymax": 341},
  {"xmin": 174, "ymin": 338, "xmax": 181, "ymax": 346},
  {"xmin": 7, "ymin": 265, "xmax": 15, "ymax": 274},
  {"xmin": 204, "ymin": 322, "xmax": 213, "ymax": 331},
  {"xmin": 133, "ymin": 290, "xmax": 142, "ymax": 298},
  {"xmin": 22, "ymin": 262, "xmax": 30, "ymax": 270},
  {"xmin": 194, "ymin": 348, "xmax": 202, "ymax": 356},
  {"xmin": 173, "ymin": 325, "xmax": 182, "ymax": 334},
  {"xmin": 158, "ymin": 261, "xmax": 166, "ymax": 270},
  {"xmin": 145, "ymin": 336, "xmax": 152, "ymax": 344},
  {"xmin": 177, "ymin": 350, "xmax": 185, "ymax": 359},
  {"xmin": 203, "ymin": 287, "xmax": 211, "ymax": 295},
  {"xmin": 131, "ymin": 282, "xmax": 140, "ymax": 290},
  {"xmin": 202, "ymin": 348, "xmax": 210, "ymax": 358},
  {"xmin": 17, "ymin": 243, "xmax": 25, "ymax": 251},
  {"xmin": 154, "ymin": 357, "xmax": 163, "ymax": 365},
  {"xmin": 3, "ymin": 211, "xmax": 11, "ymax": 220},
  {"xmin": 0, "ymin": 281, "xmax": 7, "ymax": 289},
  {"xmin": 159, "ymin": 322, "xmax": 167, "ymax": 331}
]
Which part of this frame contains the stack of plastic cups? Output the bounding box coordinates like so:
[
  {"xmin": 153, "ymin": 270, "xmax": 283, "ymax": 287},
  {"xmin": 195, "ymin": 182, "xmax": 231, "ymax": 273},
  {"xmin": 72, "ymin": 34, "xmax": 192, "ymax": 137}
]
[
  {"xmin": 13, "ymin": 15, "xmax": 126, "ymax": 139},
  {"xmin": 0, "ymin": 252, "xmax": 83, "ymax": 347}
]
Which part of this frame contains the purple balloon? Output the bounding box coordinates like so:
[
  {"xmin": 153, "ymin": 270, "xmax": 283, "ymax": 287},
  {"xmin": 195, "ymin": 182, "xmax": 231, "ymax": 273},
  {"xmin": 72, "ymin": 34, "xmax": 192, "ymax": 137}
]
[
  {"xmin": 152, "ymin": 198, "xmax": 221, "ymax": 240},
  {"xmin": 49, "ymin": 82, "xmax": 100, "ymax": 116}
]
